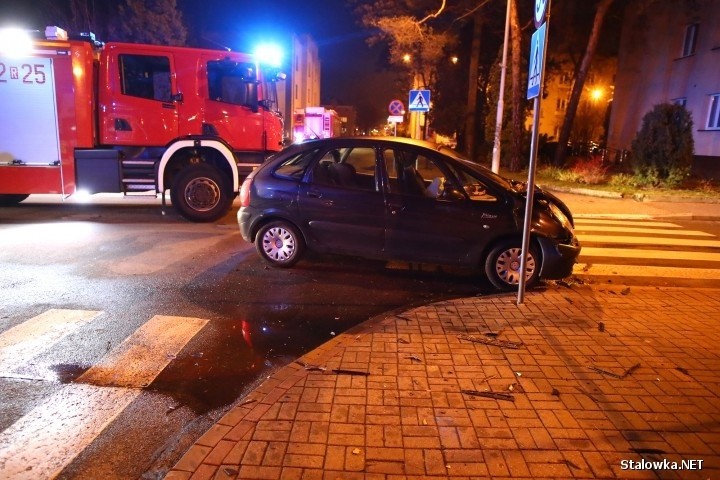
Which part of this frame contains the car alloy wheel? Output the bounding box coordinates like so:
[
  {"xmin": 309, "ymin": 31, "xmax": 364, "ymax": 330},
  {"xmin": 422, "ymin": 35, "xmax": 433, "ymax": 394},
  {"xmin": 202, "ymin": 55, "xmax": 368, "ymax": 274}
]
[
  {"xmin": 485, "ymin": 240, "xmax": 540, "ymax": 290},
  {"xmin": 256, "ymin": 221, "xmax": 304, "ymax": 267}
]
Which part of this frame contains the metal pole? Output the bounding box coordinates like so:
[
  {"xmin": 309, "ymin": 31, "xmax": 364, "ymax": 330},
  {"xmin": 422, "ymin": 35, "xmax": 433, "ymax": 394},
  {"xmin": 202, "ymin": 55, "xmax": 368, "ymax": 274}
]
[
  {"xmin": 491, "ymin": 0, "xmax": 511, "ymax": 174},
  {"xmin": 518, "ymin": 2, "xmax": 551, "ymax": 305},
  {"xmin": 517, "ymin": 96, "xmax": 541, "ymax": 304}
]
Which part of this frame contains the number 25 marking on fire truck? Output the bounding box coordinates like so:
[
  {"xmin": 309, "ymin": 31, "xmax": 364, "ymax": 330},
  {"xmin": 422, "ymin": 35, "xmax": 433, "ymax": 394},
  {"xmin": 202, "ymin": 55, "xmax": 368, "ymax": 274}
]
[{"xmin": 0, "ymin": 63, "xmax": 46, "ymax": 84}]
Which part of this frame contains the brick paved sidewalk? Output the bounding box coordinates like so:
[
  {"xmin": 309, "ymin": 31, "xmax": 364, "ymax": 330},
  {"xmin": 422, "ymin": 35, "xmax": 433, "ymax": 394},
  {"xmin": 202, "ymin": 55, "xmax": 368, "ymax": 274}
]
[{"xmin": 166, "ymin": 285, "xmax": 720, "ymax": 480}]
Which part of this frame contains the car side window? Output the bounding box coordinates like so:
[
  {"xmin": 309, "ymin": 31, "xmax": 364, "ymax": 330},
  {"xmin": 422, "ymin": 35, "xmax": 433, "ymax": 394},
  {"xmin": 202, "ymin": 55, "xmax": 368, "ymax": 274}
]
[
  {"xmin": 273, "ymin": 149, "xmax": 320, "ymax": 180},
  {"xmin": 311, "ymin": 147, "xmax": 377, "ymax": 192},
  {"xmin": 446, "ymin": 165, "xmax": 497, "ymax": 202},
  {"xmin": 383, "ymin": 149, "xmax": 447, "ymax": 198}
]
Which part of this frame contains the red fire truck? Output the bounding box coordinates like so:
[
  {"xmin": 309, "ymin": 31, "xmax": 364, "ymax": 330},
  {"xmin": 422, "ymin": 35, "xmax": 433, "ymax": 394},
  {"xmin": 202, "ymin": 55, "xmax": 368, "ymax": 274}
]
[
  {"xmin": 0, "ymin": 27, "xmax": 284, "ymax": 221},
  {"xmin": 292, "ymin": 107, "xmax": 342, "ymax": 143}
]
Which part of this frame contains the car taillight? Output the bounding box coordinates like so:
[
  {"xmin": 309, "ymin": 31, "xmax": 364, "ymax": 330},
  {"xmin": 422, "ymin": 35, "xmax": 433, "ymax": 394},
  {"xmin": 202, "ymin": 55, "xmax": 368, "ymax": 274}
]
[{"xmin": 239, "ymin": 176, "xmax": 252, "ymax": 207}]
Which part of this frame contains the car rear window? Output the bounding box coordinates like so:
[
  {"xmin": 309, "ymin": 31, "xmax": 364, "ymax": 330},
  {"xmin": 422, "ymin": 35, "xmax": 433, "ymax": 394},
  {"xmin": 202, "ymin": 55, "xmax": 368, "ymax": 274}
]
[{"xmin": 273, "ymin": 149, "xmax": 320, "ymax": 180}]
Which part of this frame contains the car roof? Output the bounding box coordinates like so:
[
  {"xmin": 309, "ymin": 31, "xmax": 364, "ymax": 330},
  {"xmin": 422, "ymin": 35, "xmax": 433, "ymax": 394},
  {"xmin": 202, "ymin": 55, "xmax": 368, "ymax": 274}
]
[{"xmin": 294, "ymin": 136, "xmax": 446, "ymax": 151}]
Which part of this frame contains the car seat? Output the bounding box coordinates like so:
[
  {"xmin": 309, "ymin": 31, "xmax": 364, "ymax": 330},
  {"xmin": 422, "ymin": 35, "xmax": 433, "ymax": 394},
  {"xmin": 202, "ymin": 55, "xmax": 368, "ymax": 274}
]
[{"xmin": 328, "ymin": 162, "xmax": 357, "ymax": 187}]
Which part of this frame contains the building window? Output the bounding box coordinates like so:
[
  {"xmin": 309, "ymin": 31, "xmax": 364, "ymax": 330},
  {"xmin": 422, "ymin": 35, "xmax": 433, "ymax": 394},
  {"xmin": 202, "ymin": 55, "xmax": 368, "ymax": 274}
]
[
  {"xmin": 673, "ymin": 97, "xmax": 687, "ymax": 107},
  {"xmin": 682, "ymin": 23, "xmax": 699, "ymax": 57},
  {"xmin": 708, "ymin": 94, "xmax": 720, "ymax": 129}
]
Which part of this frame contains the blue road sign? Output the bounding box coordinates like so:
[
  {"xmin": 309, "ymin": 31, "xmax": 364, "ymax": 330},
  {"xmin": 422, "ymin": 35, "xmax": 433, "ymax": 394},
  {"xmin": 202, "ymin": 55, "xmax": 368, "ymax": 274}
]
[
  {"xmin": 408, "ymin": 90, "xmax": 431, "ymax": 112},
  {"xmin": 527, "ymin": 23, "xmax": 546, "ymax": 99}
]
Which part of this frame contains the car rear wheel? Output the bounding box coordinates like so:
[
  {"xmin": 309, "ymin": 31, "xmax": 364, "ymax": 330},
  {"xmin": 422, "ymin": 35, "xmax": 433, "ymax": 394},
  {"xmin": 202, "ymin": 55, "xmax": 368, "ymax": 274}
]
[
  {"xmin": 485, "ymin": 239, "xmax": 540, "ymax": 291},
  {"xmin": 256, "ymin": 221, "xmax": 304, "ymax": 267}
]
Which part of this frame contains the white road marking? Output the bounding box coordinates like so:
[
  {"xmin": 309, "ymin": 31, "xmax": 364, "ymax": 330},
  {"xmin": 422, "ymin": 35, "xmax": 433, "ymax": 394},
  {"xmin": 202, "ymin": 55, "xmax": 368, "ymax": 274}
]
[
  {"xmin": 577, "ymin": 234, "xmax": 720, "ymax": 248},
  {"xmin": 575, "ymin": 226, "xmax": 714, "ymax": 237},
  {"xmin": 580, "ymin": 247, "xmax": 720, "ymax": 262},
  {"xmin": 574, "ymin": 263, "xmax": 720, "ymax": 280},
  {"xmin": 0, "ymin": 314, "xmax": 208, "ymax": 479},
  {"xmin": 0, "ymin": 310, "xmax": 102, "ymax": 377},
  {"xmin": 574, "ymin": 219, "xmax": 682, "ymax": 228}
]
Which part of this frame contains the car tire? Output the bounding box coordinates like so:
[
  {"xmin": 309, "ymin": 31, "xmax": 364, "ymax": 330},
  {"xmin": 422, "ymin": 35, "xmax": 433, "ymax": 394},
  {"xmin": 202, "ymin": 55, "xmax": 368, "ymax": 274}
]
[
  {"xmin": 485, "ymin": 239, "xmax": 541, "ymax": 291},
  {"xmin": 255, "ymin": 220, "xmax": 304, "ymax": 267},
  {"xmin": 170, "ymin": 164, "xmax": 233, "ymax": 222},
  {"xmin": 0, "ymin": 194, "xmax": 30, "ymax": 206}
]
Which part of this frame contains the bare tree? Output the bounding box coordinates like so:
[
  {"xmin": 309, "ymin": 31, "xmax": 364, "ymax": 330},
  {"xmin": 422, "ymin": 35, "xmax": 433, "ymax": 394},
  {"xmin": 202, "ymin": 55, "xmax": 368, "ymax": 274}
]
[
  {"xmin": 553, "ymin": 0, "xmax": 615, "ymax": 166},
  {"xmin": 509, "ymin": 0, "xmax": 523, "ymax": 172}
]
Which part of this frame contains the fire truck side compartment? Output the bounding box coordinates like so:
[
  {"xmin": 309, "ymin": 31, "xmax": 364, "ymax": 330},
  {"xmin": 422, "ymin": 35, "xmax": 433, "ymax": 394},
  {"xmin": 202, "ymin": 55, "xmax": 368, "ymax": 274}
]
[{"xmin": 74, "ymin": 149, "xmax": 122, "ymax": 193}]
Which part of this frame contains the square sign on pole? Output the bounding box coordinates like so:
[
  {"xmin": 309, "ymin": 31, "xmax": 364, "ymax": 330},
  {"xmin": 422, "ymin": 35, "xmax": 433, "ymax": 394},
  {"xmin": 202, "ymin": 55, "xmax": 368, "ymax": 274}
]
[
  {"xmin": 408, "ymin": 89, "xmax": 431, "ymax": 112},
  {"xmin": 527, "ymin": 22, "xmax": 546, "ymax": 100}
]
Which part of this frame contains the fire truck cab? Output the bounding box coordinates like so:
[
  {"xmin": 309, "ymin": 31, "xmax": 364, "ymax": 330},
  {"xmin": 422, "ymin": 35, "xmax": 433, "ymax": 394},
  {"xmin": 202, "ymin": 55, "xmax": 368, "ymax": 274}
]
[{"xmin": 0, "ymin": 27, "xmax": 284, "ymax": 222}]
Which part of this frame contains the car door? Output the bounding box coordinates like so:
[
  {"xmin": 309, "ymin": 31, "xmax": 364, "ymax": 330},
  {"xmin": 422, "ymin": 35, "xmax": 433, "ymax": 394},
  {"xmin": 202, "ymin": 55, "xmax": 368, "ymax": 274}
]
[
  {"xmin": 381, "ymin": 147, "xmax": 513, "ymax": 265},
  {"xmin": 100, "ymin": 47, "xmax": 179, "ymax": 146},
  {"xmin": 297, "ymin": 144, "xmax": 386, "ymax": 256}
]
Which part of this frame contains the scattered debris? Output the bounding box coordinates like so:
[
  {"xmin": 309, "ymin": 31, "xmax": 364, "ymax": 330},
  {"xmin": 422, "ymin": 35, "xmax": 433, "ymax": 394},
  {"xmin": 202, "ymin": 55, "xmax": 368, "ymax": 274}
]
[
  {"xmin": 480, "ymin": 328, "xmax": 504, "ymax": 338},
  {"xmin": 332, "ymin": 368, "xmax": 370, "ymax": 376},
  {"xmin": 405, "ymin": 355, "xmax": 422, "ymax": 363},
  {"xmin": 165, "ymin": 403, "xmax": 182, "ymax": 415},
  {"xmin": 461, "ymin": 389, "xmax": 515, "ymax": 402},
  {"xmin": 631, "ymin": 448, "xmax": 666, "ymax": 455},
  {"xmin": 397, "ymin": 338, "xmax": 410, "ymax": 344},
  {"xmin": 295, "ymin": 360, "xmax": 327, "ymax": 372},
  {"xmin": 330, "ymin": 331, "xmax": 336, "ymax": 336},
  {"xmin": 422, "ymin": 418, "xmax": 428, "ymax": 425},
  {"xmin": 620, "ymin": 287, "xmax": 631, "ymax": 295},
  {"xmin": 190, "ymin": 352, "xmax": 204, "ymax": 358},
  {"xmin": 551, "ymin": 388, "xmax": 560, "ymax": 397},
  {"xmin": 675, "ymin": 366, "xmax": 690, "ymax": 376},
  {"xmin": 589, "ymin": 366, "xmax": 623, "ymax": 379},
  {"xmin": 563, "ymin": 459, "xmax": 581, "ymax": 470},
  {"xmin": 598, "ymin": 322, "xmax": 605, "ymax": 332},
  {"xmin": 621, "ymin": 363, "xmax": 641, "ymax": 378},
  {"xmin": 582, "ymin": 264, "xmax": 592, "ymax": 272},
  {"xmin": 457, "ymin": 334, "xmax": 523, "ymax": 349},
  {"xmin": 590, "ymin": 363, "xmax": 641, "ymax": 379},
  {"xmin": 239, "ymin": 398, "xmax": 257, "ymax": 406},
  {"xmin": 564, "ymin": 296, "xmax": 574, "ymax": 304},
  {"xmin": 352, "ymin": 448, "xmax": 361, "ymax": 455},
  {"xmin": 394, "ymin": 314, "xmax": 413, "ymax": 322},
  {"xmin": 222, "ymin": 467, "xmax": 239, "ymax": 476}
]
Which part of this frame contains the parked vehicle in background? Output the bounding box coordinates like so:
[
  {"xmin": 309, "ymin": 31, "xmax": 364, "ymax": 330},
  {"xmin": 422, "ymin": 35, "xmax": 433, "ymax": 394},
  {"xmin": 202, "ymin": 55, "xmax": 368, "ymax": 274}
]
[
  {"xmin": 292, "ymin": 107, "xmax": 342, "ymax": 143},
  {"xmin": 0, "ymin": 26, "xmax": 284, "ymax": 221},
  {"xmin": 237, "ymin": 137, "xmax": 581, "ymax": 290}
]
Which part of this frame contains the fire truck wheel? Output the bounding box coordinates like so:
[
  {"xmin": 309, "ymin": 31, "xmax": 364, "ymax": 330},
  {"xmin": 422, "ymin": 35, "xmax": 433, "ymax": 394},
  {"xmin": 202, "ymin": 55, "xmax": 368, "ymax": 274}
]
[
  {"xmin": 0, "ymin": 194, "xmax": 30, "ymax": 206},
  {"xmin": 170, "ymin": 164, "xmax": 233, "ymax": 222}
]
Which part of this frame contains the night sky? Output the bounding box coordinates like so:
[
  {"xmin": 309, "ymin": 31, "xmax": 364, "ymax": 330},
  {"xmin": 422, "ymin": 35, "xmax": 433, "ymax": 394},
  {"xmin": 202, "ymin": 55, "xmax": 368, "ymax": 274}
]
[{"xmin": 0, "ymin": 0, "xmax": 397, "ymax": 127}]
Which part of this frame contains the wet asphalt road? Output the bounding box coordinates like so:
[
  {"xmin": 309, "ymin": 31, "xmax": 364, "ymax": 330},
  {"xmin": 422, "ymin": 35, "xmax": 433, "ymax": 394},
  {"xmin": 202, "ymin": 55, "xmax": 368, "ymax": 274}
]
[{"xmin": 0, "ymin": 200, "xmax": 491, "ymax": 478}]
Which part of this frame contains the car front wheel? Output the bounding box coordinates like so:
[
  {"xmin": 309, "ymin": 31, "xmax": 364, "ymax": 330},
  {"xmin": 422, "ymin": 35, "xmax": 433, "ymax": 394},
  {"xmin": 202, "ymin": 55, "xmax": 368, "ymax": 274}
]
[
  {"xmin": 485, "ymin": 239, "xmax": 540, "ymax": 291},
  {"xmin": 255, "ymin": 221, "xmax": 304, "ymax": 267}
]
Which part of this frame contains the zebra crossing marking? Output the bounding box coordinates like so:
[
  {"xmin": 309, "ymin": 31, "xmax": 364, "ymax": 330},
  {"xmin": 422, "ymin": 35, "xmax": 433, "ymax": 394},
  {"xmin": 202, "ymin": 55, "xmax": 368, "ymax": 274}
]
[
  {"xmin": 577, "ymin": 234, "xmax": 720, "ymax": 248},
  {"xmin": 0, "ymin": 309, "xmax": 101, "ymax": 377},
  {"xmin": 574, "ymin": 263, "xmax": 720, "ymax": 280},
  {"xmin": 0, "ymin": 312, "xmax": 208, "ymax": 479},
  {"xmin": 579, "ymin": 246, "xmax": 720, "ymax": 262},
  {"xmin": 575, "ymin": 225, "xmax": 714, "ymax": 237}
]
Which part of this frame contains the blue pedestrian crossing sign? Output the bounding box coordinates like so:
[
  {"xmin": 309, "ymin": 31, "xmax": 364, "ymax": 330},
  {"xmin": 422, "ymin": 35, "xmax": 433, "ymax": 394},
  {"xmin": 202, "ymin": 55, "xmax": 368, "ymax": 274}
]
[
  {"xmin": 527, "ymin": 23, "xmax": 546, "ymax": 99},
  {"xmin": 408, "ymin": 89, "xmax": 431, "ymax": 112}
]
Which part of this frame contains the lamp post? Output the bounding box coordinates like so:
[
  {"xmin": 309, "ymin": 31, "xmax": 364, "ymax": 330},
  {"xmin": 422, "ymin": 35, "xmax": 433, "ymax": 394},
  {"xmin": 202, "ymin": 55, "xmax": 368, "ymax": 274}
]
[{"xmin": 491, "ymin": 0, "xmax": 511, "ymax": 174}]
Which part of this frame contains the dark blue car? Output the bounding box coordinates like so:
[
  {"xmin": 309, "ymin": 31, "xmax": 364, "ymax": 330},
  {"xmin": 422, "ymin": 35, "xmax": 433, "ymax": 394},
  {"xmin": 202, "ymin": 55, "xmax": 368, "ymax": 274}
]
[{"xmin": 238, "ymin": 137, "xmax": 580, "ymax": 290}]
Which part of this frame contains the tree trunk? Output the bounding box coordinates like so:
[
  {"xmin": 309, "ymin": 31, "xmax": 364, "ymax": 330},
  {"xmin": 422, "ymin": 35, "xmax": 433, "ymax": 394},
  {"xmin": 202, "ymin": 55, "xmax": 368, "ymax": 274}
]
[
  {"xmin": 464, "ymin": 11, "xmax": 483, "ymax": 161},
  {"xmin": 553, "ymin": 0, "xmax": 615, "ymax": 166},
  {"xmin": 509, "ymin": 0, "xmax": 522, "ymax": 172}
]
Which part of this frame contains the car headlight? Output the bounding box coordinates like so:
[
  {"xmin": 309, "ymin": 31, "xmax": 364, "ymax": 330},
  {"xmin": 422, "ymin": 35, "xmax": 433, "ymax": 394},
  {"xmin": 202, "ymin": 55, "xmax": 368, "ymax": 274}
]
[{"xmin": 548, "ymin": 202, "xmax": 573, "ymax": 232}]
